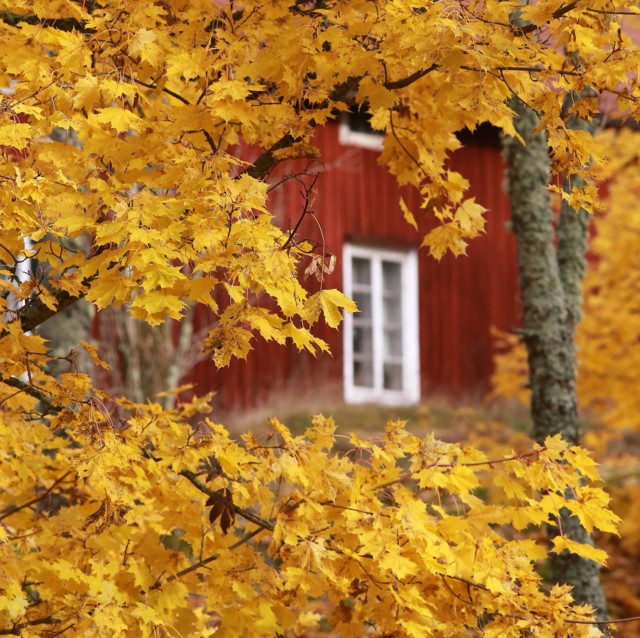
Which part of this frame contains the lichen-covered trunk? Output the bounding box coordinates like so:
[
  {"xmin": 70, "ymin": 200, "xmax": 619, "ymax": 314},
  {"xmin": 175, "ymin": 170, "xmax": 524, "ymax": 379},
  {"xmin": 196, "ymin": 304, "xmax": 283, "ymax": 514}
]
[{"xmin": 501, "ymin": 98, "xmax": 608, "ymax": 622}]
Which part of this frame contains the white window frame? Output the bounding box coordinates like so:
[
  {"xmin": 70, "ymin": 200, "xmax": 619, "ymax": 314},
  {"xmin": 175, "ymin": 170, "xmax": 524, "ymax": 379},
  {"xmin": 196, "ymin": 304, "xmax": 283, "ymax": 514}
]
[
  {"xmin": 343, "ymin": 243, "xmax": 420, "ymax": 405},
  {"xmin": 338, "ymin": 115, "xmax": 384, "ymax": 151}
]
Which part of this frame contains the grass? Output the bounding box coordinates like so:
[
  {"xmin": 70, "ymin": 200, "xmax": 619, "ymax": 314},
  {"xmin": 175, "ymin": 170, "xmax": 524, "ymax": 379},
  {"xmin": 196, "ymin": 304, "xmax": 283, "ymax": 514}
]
[{"xmin": 222, "ymin": 384, "xmax": 534, "ymax": 441}]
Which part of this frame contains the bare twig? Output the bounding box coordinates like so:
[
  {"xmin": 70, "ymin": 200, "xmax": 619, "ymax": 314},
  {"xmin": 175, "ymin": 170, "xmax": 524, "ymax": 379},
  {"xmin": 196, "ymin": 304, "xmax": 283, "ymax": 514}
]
[
  {"xmin": 128, "ymin": 75, "xmax": 190, "ymax": 106},
  {"xmin": 166, "ymin": 525, "xmax": 265, "ymax": 584},
  {"xmin": 373, "ymin": 448, "xmax": 545, "ymax": 491},
  {"xmin": 388, "ymin": 111, "xmax": 429, "ymax": 181},
  {"xmin": 586, "ymin": 8, "xmax": 640, "ymax": 15},
  {"xmin": 280, "ymin": 173, "xmax": 319, "ymax": 251},
  {"xmin": 564, "ymin": 615, "xmax": 640, "ymax": 626}
]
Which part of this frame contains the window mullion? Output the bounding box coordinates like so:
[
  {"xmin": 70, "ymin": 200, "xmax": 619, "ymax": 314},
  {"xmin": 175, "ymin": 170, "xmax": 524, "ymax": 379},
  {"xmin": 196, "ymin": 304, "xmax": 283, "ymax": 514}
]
[{"xmin": 343, "ymin": 245, "xmax": 354, "ymax": 397}]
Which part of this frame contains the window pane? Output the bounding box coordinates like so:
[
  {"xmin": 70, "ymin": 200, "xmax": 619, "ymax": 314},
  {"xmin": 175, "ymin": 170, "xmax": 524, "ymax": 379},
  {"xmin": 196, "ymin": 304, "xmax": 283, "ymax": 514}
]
[
  {"xmin": 354, "ymin": 359, "xmax": 374, "ymax": 387},
  {"xmin": 352, "ymin": 258, "xmax": 371, "ymax": 285},
  {"xmin": 382, "ymin": 261, "xmax": 401, "ymax": 290},
  {"xmin": 352, "ymin": 250, "xmax": 373, "ymax": 387},
  {"xmin": 353, "ymin": 326, "xmax": 373, "ymax": 356},
  {"xmin": 347, "ymin": 111, "xmax": 378, "ymax": 135},
  {"xmin": 383, "ymin": 295, "xmax": 402, "ymax": 324},
  {"xmin": 353, "ymin": 291, "xmax": 372, "ymax": 319},
  {"xmin": 383, "ymin": 363, "xmax": 403, "ymax": 391},
  {"xmin": 384, "ymin": 328, "xmax": 402, "ymax": 358}
]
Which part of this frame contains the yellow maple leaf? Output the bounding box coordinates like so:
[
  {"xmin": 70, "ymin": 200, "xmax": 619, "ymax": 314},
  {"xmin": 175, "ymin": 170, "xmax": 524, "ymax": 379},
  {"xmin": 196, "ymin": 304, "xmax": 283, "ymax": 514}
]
[
  {"xmin": 0, "ymin": 123, "xmax": 32, "ymax": 150},
  {"xmin": 255, "ymin": 601, "xmax": 280, "ymax": 633},
  {"xmin": 201, "ymin": 325, "xmax": 253, "ymax": 367},
  {"xmin": 305, "ymin": 289, "xmax": 358, "ymax": 329},
  {"xmin": 81, "ymin": 339, "xmax": 111, "ymax": 370},
  {"xmin": 400, "ymin": 196, "xmax": 418, "ymax": 231},
  {"xmin": 129, "ymin": 28, "xmax": 163, "ymax": 67},
  {"xmin": 551, "ymin": 535, "xmax": 609, "ymax": 565},
  {"xmin": 566, "ymin": 487, "xmax": 621, "ymax": 535},
  {"xmin": 380, "ymin": 550, "xmax": 419, "ymax": 579},
  {"xmin": 130, "ymin": 290, "xmax": 185, "ymax": 324},
  {"xmin": 421, "ymin": 223, "xmax": 468, "ymax": 259},
  {"xmin": 94, "ymin": 107, "xmax": 143, "ymax": 133}
]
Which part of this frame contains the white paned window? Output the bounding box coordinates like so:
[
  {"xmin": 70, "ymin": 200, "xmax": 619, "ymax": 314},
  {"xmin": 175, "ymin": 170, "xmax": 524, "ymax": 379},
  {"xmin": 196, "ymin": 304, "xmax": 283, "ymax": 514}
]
[
  {"xmin": 343, "ymin": 244, "xmax": 420, "ymax": 404},
  {"xmin": 338, "ymin": 112, "xmax": 384, "ymax": 151}
]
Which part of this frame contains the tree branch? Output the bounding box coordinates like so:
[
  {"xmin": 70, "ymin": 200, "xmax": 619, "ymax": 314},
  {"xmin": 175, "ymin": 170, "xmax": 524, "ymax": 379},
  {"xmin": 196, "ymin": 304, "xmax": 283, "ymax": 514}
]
[
  {"xmin": 244, "ymin": 133, "xmax": 301, "ymax": 181},
  {"xmin": 179, "ymin": 469, "xmax": 275, "ymax": 531},
  {"xmin": 384, "ymin": 64, "xmax": 438, "ymax": 90},
  {"xmin": 129, "ymin": 76, "xmax": 190, "ymax": 106},
  {"xmin": 18, "ymin": 287, "xmax": 87, "ymax": 335},
  {"xmin": 518, "ymin": 1, "xmax": 579, "ymax": 35},
  {"xmin": 0, "ymin": 616, "xmax": 61, "ymax": 636},
  {"xmin": 0, "ymin": 11, "xmax": 90, "ymax": 32},
  {"xmin": 170, "ymin": 526, "xmax": 264, "ymax": 582},
  {"xmin": 586, "ymin": 8, "xmax": 640, "ymax": 15},
  {"xmin": 0, "ymin": 376, "xmax": 61, "ymax": 414},
  {"xmin": 565, "ymin": 615, "xmax": 640, "ymax": 625},
  {"xmin": 243, "ymin": 75, "xmax": 362, "ymax": 180},
  {"xmin": 0, "ymin": 471, "xmax": 73, "ymax": 522}
]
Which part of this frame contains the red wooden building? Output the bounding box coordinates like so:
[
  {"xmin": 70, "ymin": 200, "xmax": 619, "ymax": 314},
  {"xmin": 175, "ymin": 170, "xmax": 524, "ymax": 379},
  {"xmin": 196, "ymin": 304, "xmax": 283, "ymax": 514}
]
[{"xmin": 190, "ymin": 119, "xmax": 521, "ymax": 411}]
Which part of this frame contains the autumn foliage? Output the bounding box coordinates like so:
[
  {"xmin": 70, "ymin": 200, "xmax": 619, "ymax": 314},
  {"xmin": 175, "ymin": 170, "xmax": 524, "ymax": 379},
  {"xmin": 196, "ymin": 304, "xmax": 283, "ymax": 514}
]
[{"xmin": 1, "ymin": 0, "xmax": 640, "ymax": 636}]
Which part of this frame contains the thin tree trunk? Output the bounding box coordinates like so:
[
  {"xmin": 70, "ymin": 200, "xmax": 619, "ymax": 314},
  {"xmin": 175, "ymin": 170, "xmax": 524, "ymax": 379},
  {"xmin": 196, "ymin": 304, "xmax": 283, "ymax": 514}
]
[{"xmin": 501, "ymin": 98, "xmax": 608, "ymax": 621}]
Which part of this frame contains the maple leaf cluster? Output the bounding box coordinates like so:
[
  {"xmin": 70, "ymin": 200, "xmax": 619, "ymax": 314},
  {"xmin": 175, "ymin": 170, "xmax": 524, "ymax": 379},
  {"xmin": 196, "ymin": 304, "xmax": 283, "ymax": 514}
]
[{"xmin": 0, "ymin": 403, "xmax": 621, "ymax": 636}]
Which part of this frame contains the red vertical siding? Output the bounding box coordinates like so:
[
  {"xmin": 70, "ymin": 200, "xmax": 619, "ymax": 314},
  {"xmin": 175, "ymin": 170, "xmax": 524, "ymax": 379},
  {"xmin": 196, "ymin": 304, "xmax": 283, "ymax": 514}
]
[{"xmin": 189, "ymin": 124, "xmax": 520, "ymax": 410}]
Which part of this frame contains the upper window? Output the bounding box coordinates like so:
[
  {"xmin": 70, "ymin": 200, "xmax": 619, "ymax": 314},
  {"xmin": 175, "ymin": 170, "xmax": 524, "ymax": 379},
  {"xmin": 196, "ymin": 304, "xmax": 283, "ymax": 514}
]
[
  {"xmin": 338, "ymin": 111, "xmax": 384, "ymax": 151},
  {"xmin": 343, "ymin": 244, "xmax": 420, "ymax": 405}
]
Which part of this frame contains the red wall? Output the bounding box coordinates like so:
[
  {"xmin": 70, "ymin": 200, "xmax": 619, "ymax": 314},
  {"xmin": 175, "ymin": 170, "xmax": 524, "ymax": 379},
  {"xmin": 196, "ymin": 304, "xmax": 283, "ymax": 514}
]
[{"xmin": 189, "ymin": 124, "xmax": 520, "ymax": 410}]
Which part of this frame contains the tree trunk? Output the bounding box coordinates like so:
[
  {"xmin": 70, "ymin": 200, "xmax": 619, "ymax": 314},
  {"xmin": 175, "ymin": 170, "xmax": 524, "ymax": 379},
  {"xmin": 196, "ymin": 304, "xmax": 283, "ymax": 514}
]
[{"xmin": 501, "ymin": 98, "xmax": 608, "ymax": 622}]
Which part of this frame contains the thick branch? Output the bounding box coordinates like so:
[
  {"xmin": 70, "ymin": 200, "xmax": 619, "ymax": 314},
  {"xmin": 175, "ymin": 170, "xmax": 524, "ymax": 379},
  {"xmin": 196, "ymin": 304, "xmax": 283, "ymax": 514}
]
[
  {"xmin": 0, "ymin": 376, "xmax": 61, "ymax": 414},
  {"xmin": 384, "ymin": 64, "xmax": 438, "ymax": 90},
  {"xmin": 18, "ymin": 288, "xmax": 86, "ymax": 335},
  {"xmin": 243, "ymin": 73, "xmax": 369, "ymax": 180},
  {"xmin": 0, "ymin": 617, "xmax": 61, "ymax": 636},
  {"xmin": 518, "ymin": 1, "xmax": 580, "ymax": 35},
  {"xmin": 0, "ymin": 12, "xmax": 89, "ymax": 32},
  {"xmin": 244, "ymin": 134, "xmax": 301, "ymax": 181}
]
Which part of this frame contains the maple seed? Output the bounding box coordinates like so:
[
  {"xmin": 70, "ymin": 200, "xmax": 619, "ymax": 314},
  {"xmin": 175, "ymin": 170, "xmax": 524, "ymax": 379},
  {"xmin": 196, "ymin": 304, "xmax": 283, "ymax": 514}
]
[{"xmin": 206, "ymin": 488, "xmax": 236, "ymax": 535}]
